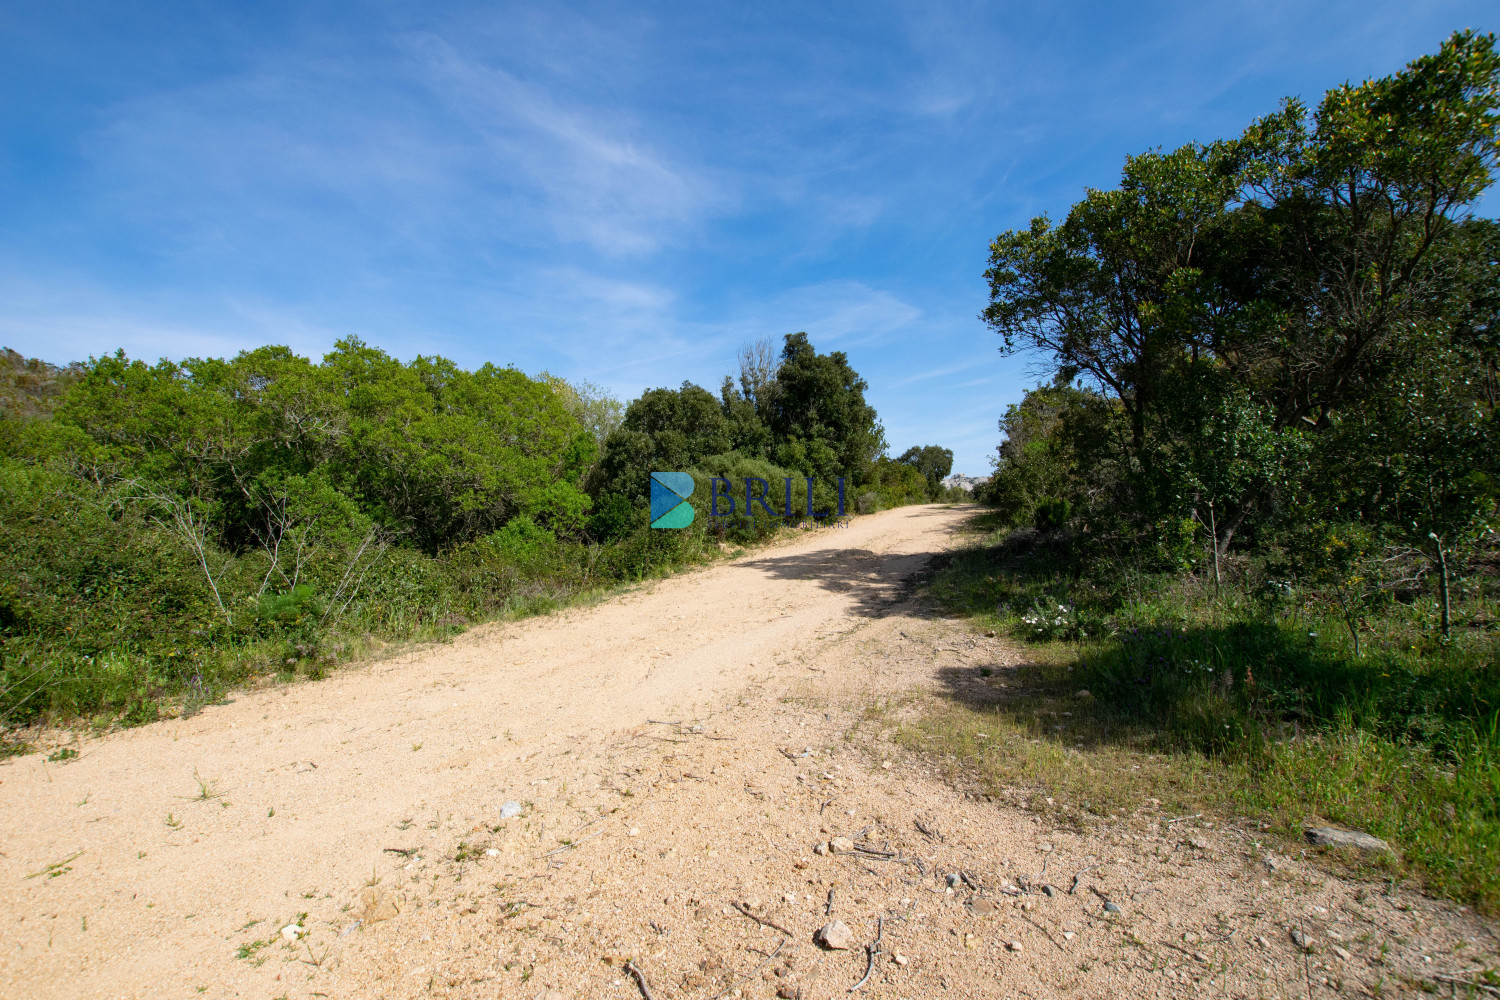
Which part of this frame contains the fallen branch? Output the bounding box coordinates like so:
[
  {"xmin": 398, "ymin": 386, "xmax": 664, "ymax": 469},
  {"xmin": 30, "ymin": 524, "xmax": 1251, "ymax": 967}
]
[
  {"xmin": 849, "ymin": 917, "xmax": 884, "ymax": 992},
  {"xmin": 623, "ymin": 959, "xmax": 655, "ymax": 1000},
  {"xmin": 1068, "ymin": 865, "xmax": 1098, "ymax": 895},
  {"xmin": 1432, "ymin": 974, "xmax": 1500, "ymax": 996},
  {"xmin": 730, "ymin": 901, "xmax": 794, "ymax": 937}
]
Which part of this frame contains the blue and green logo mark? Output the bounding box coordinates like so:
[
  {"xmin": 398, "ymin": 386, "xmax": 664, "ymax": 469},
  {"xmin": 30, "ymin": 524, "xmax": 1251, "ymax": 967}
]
[{"xmin": 649, "ymin": 471, "xmax": 696, "ymax": 529}]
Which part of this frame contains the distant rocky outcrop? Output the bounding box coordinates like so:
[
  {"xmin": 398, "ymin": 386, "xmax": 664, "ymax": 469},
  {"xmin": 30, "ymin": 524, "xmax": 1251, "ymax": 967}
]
[{"xmin": 942, "ymin": 473, "xmax": 988, "ymax": 493}]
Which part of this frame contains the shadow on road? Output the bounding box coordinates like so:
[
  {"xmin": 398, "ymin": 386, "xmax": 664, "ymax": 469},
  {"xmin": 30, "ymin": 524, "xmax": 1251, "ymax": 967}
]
[{"xmin": 735, "ymin": 505, "xmax": 975, "ymax": 618}]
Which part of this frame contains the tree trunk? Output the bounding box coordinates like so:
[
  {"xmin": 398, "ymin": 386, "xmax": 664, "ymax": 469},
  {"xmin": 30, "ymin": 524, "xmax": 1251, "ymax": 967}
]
[{"xmin": 1429, "ymin": 532, "xmax": 1451, "ymax": 641}]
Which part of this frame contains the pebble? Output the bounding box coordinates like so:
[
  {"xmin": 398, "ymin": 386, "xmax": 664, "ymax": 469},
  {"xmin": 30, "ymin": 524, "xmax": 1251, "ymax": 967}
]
[
  {"xmin": 829, "ymin": 836, "xmax": 854, "ymax": 854},
  {"xmin": 1103, "ymin": 901, "xmax": 1121, "ymax": 914},
  {"xmin": 1041, "ymin": 884, "xmax": 1056, "ymax": 898},
  {"xmin": 814, "ymin": 920, "xmax": 854, "ymax": 951},
  {"xmin": 892, "ymin": 952, "xmax": 908, "ymax": 966},
  {"xmin": 499, "ymin": 801, "xmax": 523, "ymax": 820},
  {"xmin": 1062, "ymin": 931, "xmax": 1076, "ymax": 942},
  {"xmin": 1006, "ymin": 940, "xmax": 1023, "ymax": 952},
  {"xmin": 280, "ymin": 923, "xmax": 304, "ymax": 942},
  {"xmin": 1332, "ymin": 945, "xmax": 1352, "ymax": 961},
  {"xmin": 813, "ymin": 842, "xmax": 829, "ymax": 856},
  {"xmin": 1075, "ymin": 689, "xmax": 1092, "ymax": 699},
  {"xmin": 628, "ymin": 828, "xmax": 640, "ymax": 837},
  {"xmin": 1290, "ymin": 928, "xmax": 1310, "ymax": 950},
  {"xmin": 945, "ymin": 873, "xmax": 962, "ymax": 887},
  {"xmin": 485, "ymin": 848, "xmax": 500, "ymax": 857},
  {"xmin": 1256, "ymin": 935, "xmax": 1270, "ymax": 948}
]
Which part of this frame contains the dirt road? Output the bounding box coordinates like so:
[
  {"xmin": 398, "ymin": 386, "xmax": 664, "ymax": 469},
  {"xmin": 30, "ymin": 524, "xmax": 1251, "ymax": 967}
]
[{"xmin": 1, "ymin": 505, "xmax": 1493, "ymax": 999}]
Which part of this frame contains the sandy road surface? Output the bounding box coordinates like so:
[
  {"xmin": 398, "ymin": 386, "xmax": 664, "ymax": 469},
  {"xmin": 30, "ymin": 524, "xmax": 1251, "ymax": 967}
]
[
  {"xmin": 0, "ymin": 506, "xmax": 962, "ymax": 997},
  {"xmin": 3, "ymin": 504, "xmax": 1495, "ymax": 1000}
]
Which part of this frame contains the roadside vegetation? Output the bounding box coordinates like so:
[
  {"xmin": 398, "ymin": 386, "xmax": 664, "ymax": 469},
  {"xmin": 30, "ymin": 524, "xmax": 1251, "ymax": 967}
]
[
  {"xmin": 0, "ymin": 335, "xmax": 957, "ymax": 741},
  {"xmin": 911, "ymin": 33, "xmax": 1500, "ymax": 912}
]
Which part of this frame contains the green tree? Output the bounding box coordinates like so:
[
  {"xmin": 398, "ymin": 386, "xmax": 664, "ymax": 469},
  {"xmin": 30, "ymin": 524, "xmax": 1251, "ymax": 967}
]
[
  {"xmin": 896, "ymin": 445, "xmax": 954, "ymax": 498},
  {"xmin": 766, "ymin": 333, "xmax": 884, "ymax": 484}
]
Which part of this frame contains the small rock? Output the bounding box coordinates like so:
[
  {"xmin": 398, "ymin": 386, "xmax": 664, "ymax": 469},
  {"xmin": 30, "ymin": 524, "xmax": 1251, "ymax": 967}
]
[
  {"xmin": 1075, "ymin": 689, "xmax": 1092, "ymax": 699},
  {"xmin": 1000, "ymin": 883, "xmax": 1021, "ymax": 896},
  {"xmin": 1187, "ymin": 836, "xmax": 1212, "ymax": 851},
  {"xmin": 892, "ymin": 952, "xmax": 908, "ymax": 966},
  {"xmin": 945, "ymin": 873, "xmax": 962, "ymax": 888},
  {"xmin": 1290, "ymin": 928, "xmax": 1311, "ymax": 950},
  {"xmin": 359, "ymin": 888, "xmax": 399, "ymax": 923},
  {"xmin": 776, "ymin": 986, "xmax": 799, "ymax": 999},
  {"xmin": 1006, "ymin": 940, "xmax": 1023, "ymax": 952},
  {"xmin": 1256, "ymin": 935, "xmax": 1270, "ymax": 948},
  {"xmin": 829, "ymin": 836, "xmax": 855, "ymax": 854},
  {"xmin": 1062, "ymin": 931, "xmax": 1076, "ymax": 942},
  {"xmin": 964, "ymin": 932, "xmax": 977, "ymax": 949},
  {"xmin": 484, "ymin": 848, "xmax": 500, "ymax": 857},
  {"xmin": 1103, "ymin": 901, "xmax": 1121, "ymax": 914},
  {"xmin": 815, "ymin": 920, "xmax": 854, "ymax": 951},
  {"xmin": 813, "ymin": 842, "xmax": 830, "ymax": 856},
  {"xmin": 782, "ymin": 892, "xmax": 797, "ymax": 904},
  {"xmin": 1332, "ymin": 945, "xmax": 1352, "ymax": 961},
  {"xmin": 499, "ymin": 801, "xmax": 523, "ymax": 820},
  {"xmin": 1304, "ymin": 827, "xmax": 1391, "ymax": 853},
  {"xmin": 882, "ymin": 761, "xmax": 892, "ymax": 769},
  {"xmin": 1041, "ymin": 884, "xmax": 1057, "ymax": 898},
  {"xmin": 1192, "ymin": 951, "xmax": 1208, "ymax": 963},
  {"xmin": 280, "ymin": 923, "xmax": 304, "ymax": 942}
]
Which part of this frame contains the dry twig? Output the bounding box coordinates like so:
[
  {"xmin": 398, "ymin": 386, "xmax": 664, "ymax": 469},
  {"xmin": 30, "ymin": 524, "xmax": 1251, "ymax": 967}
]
[
  {"xmin": 623, "ymin": 959, "xmax": 655, "ymax": 1000},
  {"xmin": 849, "ymin": 917, "xmax": 884, "ymax": 992},
  {"xmin": 729, "ymin": 901, "xmax": 794, "ymax": 937}
]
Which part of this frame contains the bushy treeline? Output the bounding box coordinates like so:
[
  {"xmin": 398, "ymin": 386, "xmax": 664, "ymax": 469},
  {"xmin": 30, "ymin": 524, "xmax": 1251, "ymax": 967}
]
[
  {"xmin": 958, "ymin": 33, "xmax": 1499, "ymax": 904},
  {"xmin": 978, "ymin": 31, "xmax": 1498, "ymax": 644},
  {"xmin": 588, "ymin": 332, "xmax": 959, "ymax": 528},
  {"xmin": 0, "ymin": 333, "xmax": 951, "ymax": 732}
]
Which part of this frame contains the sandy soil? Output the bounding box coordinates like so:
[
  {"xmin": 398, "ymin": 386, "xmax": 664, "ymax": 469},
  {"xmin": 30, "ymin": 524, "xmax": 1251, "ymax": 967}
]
[{"xmin": 1, "ymin": 504, "xmax": 1494, "ymax": 1000}]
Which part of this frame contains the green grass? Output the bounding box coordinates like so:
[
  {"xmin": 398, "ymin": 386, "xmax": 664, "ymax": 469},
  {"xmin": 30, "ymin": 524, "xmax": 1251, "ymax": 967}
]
[{"xmin": 909, "ymin": 514, "xmax": 1500, "ymax": 911}]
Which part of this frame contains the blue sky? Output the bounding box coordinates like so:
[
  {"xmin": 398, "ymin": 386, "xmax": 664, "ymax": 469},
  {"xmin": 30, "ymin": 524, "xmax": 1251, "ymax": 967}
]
[{"xmin": 0, "ymin": 2, "xmax": 1493, "ymax": 474}]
